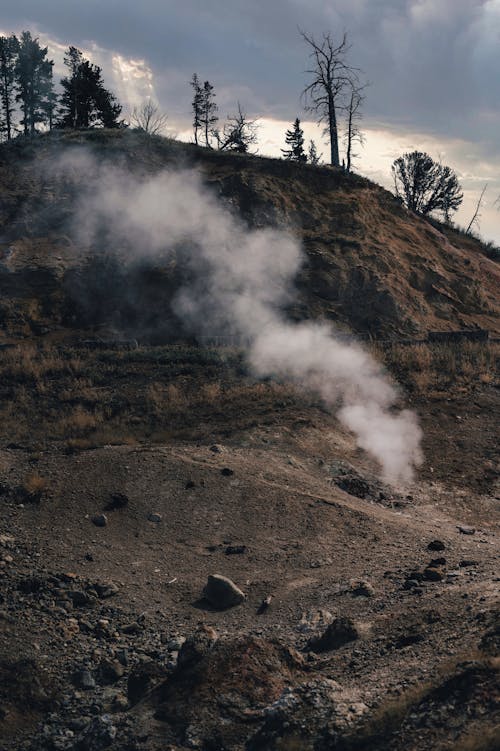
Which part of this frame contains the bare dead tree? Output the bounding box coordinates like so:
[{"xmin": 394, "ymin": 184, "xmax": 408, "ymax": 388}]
[
  {"xmin": 345, "ymin": 83, "xmax": 366, "ymax": 172},
  {"xmin": 465, "ymin": 183, "xmax": 488, "ymax": 234},
  {"xmin": 216, "ymin": 103, "xmax": 258, "ymax": 153},
  {"xmin": 300, "ymin": 29, "xmax": 358, "ymax": 167},
  {"xmin": 130, "ymin": 99, "xmax": 168, "ymax": 135}
]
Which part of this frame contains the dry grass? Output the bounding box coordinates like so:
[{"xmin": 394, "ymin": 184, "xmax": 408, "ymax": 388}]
[
  {"xmin": 0, "ymin": 340, "xmax": 495, "ymax": 451},
  {"xmin": 21, "ymin": 472, "xmax": 48, "ymax": 498},
  {"xmin": 376, "ymin": 341, "xmax": 499, "ymax": 394}
]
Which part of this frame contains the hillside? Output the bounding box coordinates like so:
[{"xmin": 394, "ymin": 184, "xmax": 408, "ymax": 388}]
[
  {"xmin": 0, "ymin": 129, "xmax": 498, "ymax": 343},
  {"xmin": 0, "ymin": 130, "xmax": 498, "ymax": 751}
]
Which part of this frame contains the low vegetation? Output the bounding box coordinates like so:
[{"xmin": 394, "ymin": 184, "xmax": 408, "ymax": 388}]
[{"xmin": 0, "ymin": 340, "xmax": 497, "ymax": 451}]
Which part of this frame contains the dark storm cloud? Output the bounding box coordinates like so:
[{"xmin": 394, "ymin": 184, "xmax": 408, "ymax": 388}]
[{"xmin": 2, "ymin": 1, "xmax": 499, "ymax": 151}]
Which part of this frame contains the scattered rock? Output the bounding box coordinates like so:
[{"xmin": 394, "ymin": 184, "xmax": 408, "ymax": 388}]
[
  {"xmin": 121, "ymin": 622, "xmax": 142, "ymax": 635},
  {"xmin": 296, "ymin": 609, "xmax": 334, "ymax": 634},
  {"xmin": 74, "ymin": 714, "xmax": 116, "ymax": 750},
  {"xmin": 73, "ymin": 668, "xmax": 96, "ymax": 690},
  {"xmin": 94, "ymin": 581, "xmax": 119, "ymax": 599},
  {"xmin": 225, "ymin": 544, "xmax": 246, "ymax": 555},
  {"xmin": 97, "ymin": 658, "xmax": 124, "ymax": 685},
  {"xmin": 458, "ymin": 525, "xmax": 476, "ymax": 535},
  {"xmin": 308, "ymin": 617, "xmax": 359, "ymax": 653},
  {"xmin": 350, "ymin": 580, "xmax": 375, "ymax": 597},
  {"xmin": 257, "ymin": 595, "xmax": 272, "ymax": 614},
  {"xmin": 177, "ymin": 625, "xmax": 218, "ymax": 669},
  {"xmin": 429, "ymin": 557, "xmax": 446, "ymax": 567},
  {"xmin": 423, "ymin": 567, "xmax": 444, "ymax": 582},
  {"xmin": 104, "ymin": 492, "xmax": 129, "ymax": 511},
  {"xmin": 428, "ymin": 539, "xmax": 446, "ymax": 551},
  {"xmin": 148, "ymin": 512, "xmax": 162, "ymax": 523},
  {"xmin": 202, "ymin": 574, "xmax": 245, "ymax": 609},
  {"xmin": 69, "ymin": 590, "xmax": 96, "ymax": 608},
  {"xmin": 127, "ymin": 661, "xmax": 164, "ymax": 705},
  {"xmin": 91, "ymin": 514, "xmax": 108, "ymax": 528}
]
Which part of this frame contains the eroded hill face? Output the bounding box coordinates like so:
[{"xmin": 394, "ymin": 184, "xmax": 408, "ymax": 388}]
[{"xmin": 0, "ymin": 129, "xmax": 498, "ymax": 343}]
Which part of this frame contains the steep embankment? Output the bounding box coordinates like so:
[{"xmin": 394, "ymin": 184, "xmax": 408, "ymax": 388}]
[{"xmin": 0, "ymin": 129, "xmax": 498, "ymax": 342}]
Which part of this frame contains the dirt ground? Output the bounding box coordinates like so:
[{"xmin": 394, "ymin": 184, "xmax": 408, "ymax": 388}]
[{"xmin": 0, "ymin": 360, "xmax": 498, "ymax": 750}]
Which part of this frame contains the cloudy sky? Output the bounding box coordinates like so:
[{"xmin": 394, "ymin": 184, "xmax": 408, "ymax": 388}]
[{"xmin": 2, "ymin": 0, "xmax": 499, "ymax": 242}]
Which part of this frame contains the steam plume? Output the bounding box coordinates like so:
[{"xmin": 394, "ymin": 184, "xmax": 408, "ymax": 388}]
[{"xmin": 58, "ymin": 151, "xmax": 423, "ymax": 483}]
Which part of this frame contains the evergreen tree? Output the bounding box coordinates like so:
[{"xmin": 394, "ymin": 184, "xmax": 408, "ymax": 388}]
[
  {"xmin": 282, "ymin": 118, "xmax": 307, "ymax": 162},
  {"xmin": 308, "ymin": 139, "xmax": 321, "ymax": 165},
  {"xmin": 190, "ymin": 73, "xmax": 203, "ymax": 145},
  {"xmin": 58, "ymin": 46, "xmax": 121, "ymax": 129},
  {"xmin": 201, "ymin": 80, "xmax": 217, "ymax": 148},
  {"xmin": 15, "ymin": 31, "xmax": 54, "ymax": 136},
  {"xmin": 0, "ymin": 34, "xmax": 19, "ymax": 141}
]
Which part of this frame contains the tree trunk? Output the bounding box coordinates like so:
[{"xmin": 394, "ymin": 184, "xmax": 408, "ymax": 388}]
[{"xmin": 328, "ymin": 93, "xmax": 340, "ymax": 167}]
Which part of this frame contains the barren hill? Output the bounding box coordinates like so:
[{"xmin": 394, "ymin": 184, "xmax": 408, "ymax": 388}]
[{"xmin": 0, "ymin": 129, "xmax": 498, "ymax": 343}]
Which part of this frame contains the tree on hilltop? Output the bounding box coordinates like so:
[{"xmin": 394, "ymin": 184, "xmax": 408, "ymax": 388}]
[
  {"xmin": 282, "ymin": 118, "xmax": 307, "ymax": 162},
  {"xmin": 130, "ymin": 99, "xmax": 169, "ymax": 135},
  {"xmin": 392, "ymin": 151, "xmax": 463, "ymax": 221},
  {"xmin": 300, "ymin": 29, "xmax": 359, "ymax": 167},
  {"xmin": 308, "ymin": 139, "xmax": 321, "ymax": 165},
  {"xmin": 58, "ymin": 46, "xmax": 121, "ymax": 129},
  {"xmin": 217, "ymin": 102, "xmax": 258, "ymax": 153},
  {"xmin": 15, "ymin": 31, "xmax": 54, "ymax": 136},
  {"xmin": 345, "ymin": 82, "xmax": 366, "ymax": 173},
  {"xmin": 0, "ymin": 34, "xmax": 19, "ymax": 140},
  {"xmin": 190, "ymin": 73, "xmax": 203, "ymax": 144}
]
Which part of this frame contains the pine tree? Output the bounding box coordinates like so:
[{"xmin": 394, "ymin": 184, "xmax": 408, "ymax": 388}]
[
  {"xmin": 15, "ymin": 31, "xmax": 54, "ymax": 136},
  {"xmin": 58, "ymin": 46, "xmax": 121, "ymax": 129},
  {"xmin": 201, "ymin": 80, "xmax": 217, "ymax": 148},
  {"xmin": 190, "ymin": 73, "xmax": 203, "ymax": 145},
  {"xmin": 282, "ymin": 118, "xmax": 307, "ymax": 162},
  {"xmin": 308, "ymin": 139, "xmax": 321, "ymax": 165},
  {"xmin": 0, "ymin": 34, "xmax": 19, "ymax": 141}
]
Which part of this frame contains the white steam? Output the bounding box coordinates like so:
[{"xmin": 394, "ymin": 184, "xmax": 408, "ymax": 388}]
[{"xmin": 58, "ymin": 151, "xmax": 423, "ymax": 483}]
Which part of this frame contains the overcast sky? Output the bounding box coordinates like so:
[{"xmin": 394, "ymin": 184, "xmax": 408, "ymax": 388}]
[{"xmin": 2, "ymin": 0, "xmax": 499, "ymax": 242}]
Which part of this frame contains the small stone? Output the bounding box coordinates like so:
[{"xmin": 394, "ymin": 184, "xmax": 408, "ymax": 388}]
[
  {"xmin": 94, "ymin": 581, "xmax": 119, "ymax": 598},
  {"xmin": 112, "ymin": 693, "xmax": 128, "ymax": 711},
  {"xmin": 429, "ymin": 557, "xmax": 446, "ymax": 567},
  {"xmin": 350, "ymin": 580, "xmax": 375, "ymax": 597},
  {"xmin": 121, "ymin": 622, "xmax": 142, "ymax": 635},
  {"xmin": 185, "ymin": 480, "xmax": 196, "ymax": 489},
  {"xmin": 209, "ymin": 444, "xmax": 223, "ymax": 453},
  {"xmin": 220, "ymin": 468, "xmax": 234, "ymax": 477},
  {"xmin": 427, "ymin": 540, "xmax": 445, "ymax": 551},
  {"xmin": 74, "ymin": 668, "xmax": 96, "ymax": 690},
  {"xmin": 458, "ymin": 525, "xmax": 476, "ymax": 535},
  {"xmin": 97, "ymin": 658, "xmax": 124, "ymax": 685},
  {"xmin": 91, "ymin": 514, "xmax": 107, "ymax": 527},
  {"xmin": 127, "ymin": 661, "xmax": 163, "ymax": 704},
  {"xmin": 423, "ymin": 567, "xmax": 444, "ymax": 582},
  {"xmin": 148, "ymin": 512, "xmax": 162, "ymax": 523},
  {"xmin": 105, "ymin": 492, "xmax": 129, "ymax": 511},
  {"xmin": 202, "ymin": 574, "xmax": 245, "ymax": 609},
  {"xmin": 225, "ymin": 545, "xmax": 247, "ymax": 555},
  {"xmin": 459, "ymin": 559, "xmax": 478, "ymax": 568},
  {"xmin": 308, "ymin": 617, "xmax": 359, "ymax": 653},
  {"xmin": 177, "ymin": 625, "xmax": 218, "ymax": 668},
  {"xmin": 69, "ymin": 590, "xmax": 96, "ymax": 608}
]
